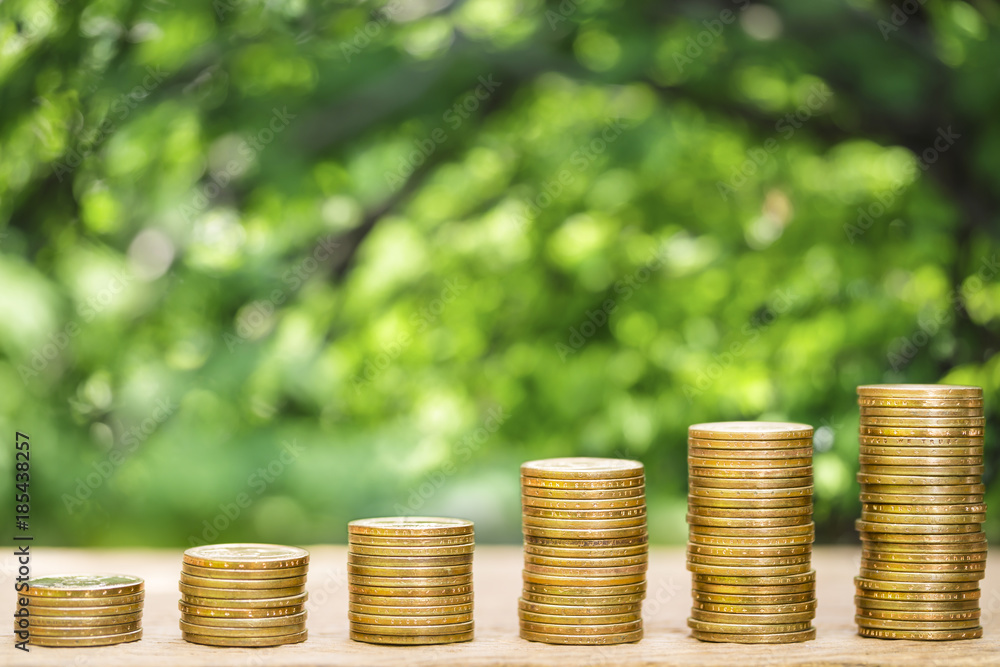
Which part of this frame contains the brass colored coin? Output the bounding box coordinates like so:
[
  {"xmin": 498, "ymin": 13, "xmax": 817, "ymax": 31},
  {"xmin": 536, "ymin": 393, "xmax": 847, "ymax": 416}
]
[
  {"xmin": 687, "ymin": 522, "xmax": 815, "ymax": 537},
  {"xmin": 347, "ymin": 554, "xmax": 471, "ymax": 567},
  {"xmin": 860, "ymin": 493, "xmax": 984, "ymax": 505},
  {"xmin": 351, "ymin": 593, "xmax": 474, "ymax": 607},
  {"xmin": 857, "ymin": 607, "xmax": 980, "ymax": 622},
  {"xmin": 183, "ymin": 544, "xmax": 309, "ymax": 571},
  {"xmin": 522, "ymin": 515, "xmax": 647, "ymax": 530},
  {"xmin": 348, "ymin": 534, "xmax": 476, "ymax": 547},
  {"xmin": 518, "ymin": 610, "xmax": 641, "ymax": 625},
  {"xmin": 181, "ymin": 563, "xmax": 309, "ymax": 580},
  {"xmin": 692, "ymin": 591, "xmax": 815, "ymax": 605},
  {"xmin": 861, "ymin": 558, "xmax": 985, "ymax": 574},
  {"xmin": 860, "ymin": 416, "xmax": 985, "ymax": 428},
  {"xmin": 26, "ymin": 612, "xmax": 142, "ymax": 627},
  {"xmin": 179, "ymin": 572, "xmax": 308, "ymax": 589},
  {"xmin": 348, "ymin": 612, "xmax": 472, "ymax": 626},
  {"xmin": 860, "ymin": 406, "xmax": 983, "ymax": 417},
  {"xmin": 350, "ymin": 630, "xmax": 473, "ymax": 645},
  {"xmin": 860, "ymin": 511, "xmax": 985, "ymax": 525},
  {"xmin": 521, "ymin": 495, "xmax": 646, "ymax": 510},
  {"xmin": 690, "ymin": 476, "xmax": 813, "ymax": 490},
  {"xmin": 860, "ymin": 446, "xmax": 982, "ymax": 458},
  {"xmin": 688, "ymin": 505, "xmax": 812, "ymax": 519},
  {"xmin": 857, "ymin": 626, "xmax": 982, "ymax": 640},
  {"xmin": 857, "ymin": 384, "xmax": 982, "ymax": 399},
  {"xmin": 854, "ymin": 596, "xmax": 980, "ymax": 611},
  {"xmin": 348, "ymin": 517, "xmax": 474, "ymax": 538},
  {"xmin": 180, "ymin": 592, "xmax": 307, "ymax": 608},
  {"xmin": 182, "ymin": 629, "xmax": 307, "ymax": 646},
  {"xmin": 690, "ymin": 609, "xmax": 814, "ymax": 625},
  {"xmin": 523, "ymin": 563, "xmax": 647, "ymax": 578},
  {"xmin": 861, "ymin": 539, "xmax": 986, "ymax": 555},
  {"xmin": 687, "ymin": 447, "xmax": 813, "ymax": 461},
  {"xmin": 524, "ymin": 535, "xmax": 648, "ymax": 548},
  {"xmin": 350, "ymin": 602, "xmax": 473, "ymax": 616},
  {"xmin": 178, "ymin": 582, "xmax": 305, "ymax": 599},
  {"xmin": 348, "ymin": 583, "xmax": 473, "ymax": 598},
  {"xmin": 687, "ymin": 552, "xmax": 811, "ymax": 568},
  {"xmin": 521, "ymin": 591, "xmax": 645, "ymax": 606},
  {"xmin": 856, "ymin": 473, "xmax": 980, "ymax": 486},
  {"xmin": 180, "ymin": 612, "xmax": 306, "ymax": 629},
  {"xmin": 522, "ymin": 505, "xmax": 647, "ymax": 520},
  {"xmin": 23, "ymin": 591, "xmax": 145, "ymax": 607},
  {"xmin": 350, "ymin": 620, "xmax": 474, "ymax": 636},
  {"xmin": 856, "ymin": 483, "xmax": 985, "ymax": 495},
  {"xmin": 522, "ymin": 570, "xmax": 646, "ymax": 586},
  {"xmin": 693, "ymin": 571, "xmax": 815, "ymax": 587},
  {"xmin": 687, "ymin": 544, "xmax": 812, "ymax": 558},
  {"xmin": 863, "ymin": 501, "xmax": 987, "ymax": 514},
  {"xmin": 348, "ymin": 574, "xmax": 472, "ymax": 589},
  {"xmin": 521, "ymin": 457, "xmax": 644, "ymax": 480},
  {"xmin": 525, "ymin": 543, "xmax": 648, "ymax": 559},
  {"xmin": 690, "ymin": 466, "xmax": 812, "ymax": 480},
  {"xmin": 688, "ymin": 437, "xmax": 813, "ymax": 451},
  {"xmin": 23, "ymin": 574, "xmax": 144, "ymax": 598},
  {"xmin": 178, "ymin": 601, "xmax": 304, "ymax": 619},
  {"xmin": 854, "ymin": 576, "xmax": 980, "ymax": 592},
  {"xmin": 688, "ymin": 532, "xmax": 814, "ymax": 548},
  {"xmin": 687, "ymin": 618, "xmax": 812, "ymax": 635},
  {"xmin": 525, "ymin": 553, "xmax": 648, "ymax": 569},
  {"xmin": 693, "ymin": 581, "xmax": 815, "ymax": 596},
  {"xmin": 522, "ymin": 525, "xmax": 647, "ymax": 540},
  {"xmin": 857, "ymin": 530, "xmax": 986, "ymax": 545},
  {"xmin": 522, "ymin": 581, "xmax": 646, "ymax": 597},
  {"xmin": 28, "ymin": 621, "xmax": 141, "ymax": 637},
  {"xmin": 690, "ymin": 628, "xmax": 815, "ymax": 643},
  {"xmin": 858, "ymin": 568, "xmax": 984, "ymax": 584},
  {"xmin": 518, "ymin": 599, "xmax": 641, "ymax": 616},
  {"xmin": 520, "ymin": 619, "xmax": 642, "ymax": 635},
  {"xmin": 855, "ymin": 519, "xmax": 982, "ymax": 534},
  {"xmin": 693, "ymin": 600, "xmax": 816, "ymax": 614},
  {"xmin": 348, "ymin": 543, "xmax": 475, "ymax": 558},
  {"xmin": 854, "ymin": 588, "xmax": 980, "ymax": 602},
  {"xmin": 859, "ymin": 437, "xmax": 984, "ymax": 451},
  {"xmin": 687, "ymin": 495, "xmax": 811, "ymax": 510},
  {"xmin": 859, "ymin": 426, "xmax": 984, "ymax": 438},
  {"xmin": 688, "ymin": 422, "xmax": 814, "ymax": 441},
  {"xmin": 687, "ymin": 563, "xmax": 811, "ymax": 577},
  {"xmin": 520, "ymin": 475, "xmax": 644, "ymax": 490},
  {"xmin": 25, "ymin": 602, "xmax": 143, "ymax": 617},
  {"xmin": 859, "ymin": 454, "xmax": 982, "ymax": 467},
  {"xmin": 347, "ymin": 564, "xmax": 473, "ymax": 578},
  {"xmin": 861, "ymin": 465, "xmax": 983, "ymax": 477},
  {"xmin": 689, "ymin": 485, "xmax": 813, "ymax": 500},
  {"xmin": 855, "ymin": 615, "xmax": 980, "ymax": 631},
  {"xmin": 522, "ymin": 485, "xmax": 646, "ymax": 500},
  {"xmin": 28, "ymin": 629, "xmax": 142, "ymax": 647},
  {"xmin": 686, "ymin": 513, "xmax": 812, "ymax": 529},
  {"xmin": 861, "ymin": 550, "xmax": 986, "ymax": 564},
  {"xmin": 858, "ymin": 396, "xmax": 983, "ymax": 408},
  {"xmin": 519, "ymin": 628, "xmax": 642, "ymax": 644},
  {"xmin": 688, "ymin": 456, "xmax": 812, "ymax": 470}
]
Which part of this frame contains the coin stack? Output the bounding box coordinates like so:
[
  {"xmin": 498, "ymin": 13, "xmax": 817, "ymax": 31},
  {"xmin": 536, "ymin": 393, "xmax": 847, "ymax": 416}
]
[
  {"xmin": 347, "ymin": 517, "xmax": 475, "ymax": 645},
  {"xmin": 687, "ymin": 422, "xmax": 817, "ymax": 644},
  {"xmin": 179, "ymin": 543, "xmax": 309, "ymax": 647},
  {"xmin": 15, "ymin": 574, "xmax": 144, "ymax": 647},
  {"xmin": 855, "ymin": 383, "xmax": 987, "ymax": 641},
  {"xmin": 519, "ymin": 457, "xmax": 647, "ymax": 645}
]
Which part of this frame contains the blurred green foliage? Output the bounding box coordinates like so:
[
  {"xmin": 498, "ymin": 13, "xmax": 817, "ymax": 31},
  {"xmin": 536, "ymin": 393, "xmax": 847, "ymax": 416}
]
[{"xmin": 0, "ymin": 0, "xmax": 998, "ymax": 547}]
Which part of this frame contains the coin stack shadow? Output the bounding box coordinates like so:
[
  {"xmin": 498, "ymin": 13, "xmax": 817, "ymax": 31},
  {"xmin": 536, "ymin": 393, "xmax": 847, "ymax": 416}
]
[
  {"xmin": 16, "ymin": 575, "xmax": 144, "ymax": 647},
  {"xmin": 855, "ymin": 383, "xmax": 987, "ymax": 641},
  {"xmin": 347, "ymin": 517, "xmax": 475, "ymax": 645},
  {"xmin": 178, "ymin": 543, "xmax": 310, "ymax": 647},
  {"xmin": 687, "ymin": 422, "xmax": 817, "ymax": 644},
  {"xmin": 519, "ymin": 457, "xmax": 647, "ymax": 645}
]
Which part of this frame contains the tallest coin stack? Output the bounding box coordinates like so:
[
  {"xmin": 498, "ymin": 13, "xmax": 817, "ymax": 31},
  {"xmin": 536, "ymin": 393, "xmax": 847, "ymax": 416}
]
[{"xmin": 855, "ymin": 384, "xmax": 987, "ymax": 641}]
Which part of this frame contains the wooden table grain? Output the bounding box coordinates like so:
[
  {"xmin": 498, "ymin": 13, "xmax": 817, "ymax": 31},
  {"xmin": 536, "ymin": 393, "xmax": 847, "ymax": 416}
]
[{"xmin": 3, "ymin": 546, "xmax": 999, "ymax": 666}]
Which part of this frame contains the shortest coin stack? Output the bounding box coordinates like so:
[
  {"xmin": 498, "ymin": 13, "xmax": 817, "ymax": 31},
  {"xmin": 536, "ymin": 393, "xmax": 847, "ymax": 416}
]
[
  {"xmin": 15, "ymin": 574, "xmax": 144, "ymax": 647},
  {"xmin": 179, "ymin": 543, "xmax": 310, "ymax": 647},
  {"xmin": 348, "ymin": 517, "xmax": 475, "ymax": 645}
]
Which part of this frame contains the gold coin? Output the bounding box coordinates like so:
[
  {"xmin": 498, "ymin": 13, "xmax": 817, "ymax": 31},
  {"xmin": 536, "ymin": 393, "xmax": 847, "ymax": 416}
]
[
  {"xmin": 856, "ymin": 473, "xmax": 980, "ymax": 486},
  {"xmin": 860, "ymin": 511, "xmax": 985, "ymax": 525},
  {"xmin": 689, "ymin": 485, "xmax": 813, "ymax": 500},
  {"xmin": 860, "ymin": 406, "xmax": 983, "ymax": 417},
  {"xmin": 688, "ymin": 505, "xmax": 812, "ymax": 519},
  {"xmin": 523, "ymin": 563, "xmax": 647, "ymax": 578},
  {"xmin": 348, "ymin": 543, "xmax": 475, "ymax": 558},
  {"xmin": 693, "ymin": 600, "xmax": 816, "ymax": 614},
  {"xmin": 522, "ymin": 525, "xmax": 646, "ymax": 540},
  {"xmin": 689, "ymin": 466, "xmax": 812, "ymax": 480},
  {"xmin": 855, "ymin": 588, "xmax": 980, "ymax": 602},
  {"xmin": 521, "ymin": 495, "xmax": 646, "ymax": 510},
  {"xmin": 350, "ymin": 620, "xmax": 473, "ymax": 636},
  {"xmin": 182, "ymin": 629, "xmax": 307, "ymax": 646},
  {"xmin": 179, "ymin": 592, "xmax": 307, "ymax": 608},
  {"xmin": 183, "ymin": 544, "xmax": 309, "ymax": 571},
  {"xmin": 691, "ymin": 628, "xmax": 815, "ymax": 643},
  {"xmin": 857, "ymin": 384, "xmax": 982, "ymax": 399},
  {"xmin": 521, "ymin": 505, "xmax": 646, "ymax": 520},
  {"xmin": 861, "ymin": 558, "xmax": 985, "ymax": 574},
  {"xmin": 692, "ymin": 571, "xmax": 815, "ymax": 587},
  {"xmin": 689, "ymin": 456, "xmax": 812, "ymax": 470},
  {"xmin": 351, "ymin": 593, "xmax": 473, "ymax": 607},
  {"xmin": 178, "ymin": 582, "xmax": 305, "ymax": 599},
  {"xmin": 520, "ymin": 457, "xmax": 644, "ymax": 480},
  {"xmin": 861, "ymin": 550, "xmax": 986, "ymax": 564},
  {"xmin": 522, "ymin": 571, "xmax": 645, "ymax": 586},
  {"xmin": 855, "ymin": 615, "xmax": 980, "ymax": 631},
  {"xmin": 859, "ymin": 446, "xmax": 982, "ymax": 458},
  {"xmin": 518, "ymin": 610, "xmax": 641, "ymax": 625},
  {"xmin": 687, "ymin": 563, "xmax": 810, "ymax": 577},
  {"xmin": 348, "ymin": 534, "xmax": 476, "ymax": 548},
  {"xmin": 28, "ymin": 629, "xmax": 142, "ymax": 647},
  {"xmin": 350, "ymin": 630, "xmax": 473, "ymax": 645},
  {"xmin": 854, "ymin": 576, "xmax": 980, "ymax": 592},
  {"xmin": 854, "ymin": 596, "xmax": 980, "ymax": 611},
  {"xmin": 348, "ymin": 517, "xmax": 474, "ymax": 538},
  {"xmin": 524, "ymin": 543, "xmax": 648, "ymax": 559},
  {"xmin": 22, "ymin": 591, "xmax": 145, "ymax": 607},
  {"xmin": 522, "ymin": 581, "xmax": 646, "ymax": 597},
  {"xmin": 347, "ymin": 554, "xmax": 471, "ymax": 567},
  {"xmin": 860, "ymin": 493, "xmax": 984, "ymax": 505},
  {"xmin": 525, "ymin": 553, "xmax": 648, "ymax": 569},
  {"xmin": 23, "ymin": 574, "xmax": 144, "ymax": 598},
  {"xmin": 179, "ymin": 572, "xmax": 308, "ymax": 589},
  {"xmin": 692, "ymin": 582, "xmax": 815, "ymax": 597},
  {"xmin": 688, "ymin": 532, "xmax": 814, "ymax": 548},
  {"xmin": 687, "ymin": 544, "xmax": 812, "ymax": 558},
  {"xmin": 521, "ymin": 590, "xmax": 645, "ymax": 606},
  {"xmin": 348, "ymin": 611, "xmax": 471, "ymax": 626},
  {"xmin": 859, "ymin": 426, "xmax": 984, "ymax": 438},
  {"xmin": 686, "ymin": 618, "xmax": 812, "ymax": 634},
  {"xmin": 860, "ymin": 416, "xmax": 985, "ymax": 428},
  {"xmin": 857, "ymin": 607, "xmax": 980, "ymax": 622},
  {"xmin": 348, "ymin": 583, "xmax": 473, "ymax": 598},
  {"xmin": 520, "ymin": 619, "xmax": 642, "ymax": 635},
  {"xmin": 24, "ymin": 602, "xmax": 143, "ymax": 617},
  {"xmin": 687, "ymin": 496, "xmax": 811, "ymax": 510},
  {"xmin": 687, "ymin": 447, "xmax": 813, "ymax": 461},
  {"xmin": 347, "ymin": 564, "xmax": 473, "ymax": 578},
  {"xmin": 687, "ymin": 522, "xmax": 815, "ymax": 538},
  {"xmin": 349, "ymin": 602, "xmax": 473, "ymax": 616},
  {"xmin": 688, "ymin": 422, "xmax": 814, "ymax": 441},
  {"xmin": 686, "ymin": 515, "xmax": 811, "ymax": 530},
  {"xmin": 524, "ymin": 533, "xmax": 648, "ymax": 548},
  {"xmin": 348, "ymin": 575, "xmax": 472, "ymax": 589},
  {"xmin": 181, "ymin": 563, "xmax": 309, "ymax": 580},
  {"xmin": 27, "ymin": 621, "xmax": 141, "ymax": 637},
  {"xmin": 690, "ymin": 476, "xmax": 812, "ymax": 490},
  {"xmin": 26, "ymin": 612, "xmax": 142, "ymax": 628},
  {"xmin": 860, "ymin": 483, "xmax": 985, "ymax": 496},
  {"xmin": 180, "ymin": 620, "xmax": 306, "ymax": 639},
  {"xmin": 861, "ymin": 464, "xmax": 983, "ymax": 477},
  {"xmin": 690, "ymin": 609, "xmax": 814, "ymax": 625},
  {"xmin": 858, "ymin": 395, "xmax": 983, "ymax": 408},
  {"xmin": 518, "ymin": 599, "xmax": 641, "ymax": 616},
  {"xmin": 688, "ymin": 437, "xmax": 814, "ymax": 451},
  {"xmin": 178, "ymin": 601, "xmax": 304, "ymax": 619},
  {"xmin": 180, "ymin": 612, "xmax": 306, "ymax": 629},
  {"xmin": 863, "ymin": 501, "xmax": 987, "ymax": 515},
  {"xmin": 522, "ymin": 515, "xmax": 647, "ymax": 530},
  {"xmin": 519, "ymin": 627, "xmax": 642, "ymax": 644},
  {"xmin": 859, "ymin": 435, "xmax": 984, "ymax": 448},
  {"xmin": 522, "ymin": 485, "xmax": 646, "ymax": 500},
  {"xmin": 857, "ymin": 530, "xmax": 986, "ymax": 544},
  {"xmin": 860, "ymin": 454, "xmax": 982, "ymax": 467},
  {"xmin": 687, "ymin": 552, "xmax": 811, "ymax": 568},
  {"xmin": 861, "ymin": 539, "xmax": 986, "ymax": 555},
  {"xmin": 520, "ymin": 476, "xmax": 644, "ymax": 490},
  {"xmin": 858, "ymin": 568, "xmax": 984, "ymax": 584},
  {"xmin": 855, "ymin": 519, "xmax": 982, "ymax": 534},
  {"xmin": 857, "ymin": 626, "xmax": 982, "ymax": 640}
]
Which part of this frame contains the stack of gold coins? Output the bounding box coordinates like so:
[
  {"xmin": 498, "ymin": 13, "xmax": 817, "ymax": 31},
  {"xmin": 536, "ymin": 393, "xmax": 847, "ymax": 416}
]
[
  {"xmin": 179, "ymin": 543, "xmax": 309, "ymax": 647},
  {"xmin": 15, "ymin": 575, "xmax": 144, "ymax": 647},
  {"xmin": 687, "ymin": 422, "xmax": 817, "ymax": 644},
  {"xmin": 519, "ymin": 457, "xmax": 647, "ymax": 645},
  {"xmin": 348, "ymin": 517, "xmax": 475, "ymax": 645},
  {"xmin": 855, "ymin": 383, "xmax": 986, "ymax": 641}
]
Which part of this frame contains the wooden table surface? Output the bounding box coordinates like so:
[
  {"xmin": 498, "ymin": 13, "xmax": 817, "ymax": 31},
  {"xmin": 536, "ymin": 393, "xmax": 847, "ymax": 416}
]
[{"xmin": 3, "ymin": 546, "xmax": 999, "ymax": 666}]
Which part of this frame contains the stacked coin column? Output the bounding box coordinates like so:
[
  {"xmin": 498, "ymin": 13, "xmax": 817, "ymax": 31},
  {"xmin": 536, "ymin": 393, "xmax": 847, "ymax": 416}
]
[
  {"xmin": 347, "ymin": 517, "xmax": 475, "ymax": 645},
  {"xmin": 686, "ymin": 422, "xmax": 817, "ymax": 644},
  {"xmin": 16, "ymin": 575, "xmax": 144, "ymax": 647},
  {"xmin": 855, "ymin": 383, "xmax": 986, "ymax": 641},
  {"xmin": 179, "ymin": 543, "xmax": 310, "ymax": 647},
  {"xmin": 519, "ymin": 457, "xmax": 647, "ymax": 645}
]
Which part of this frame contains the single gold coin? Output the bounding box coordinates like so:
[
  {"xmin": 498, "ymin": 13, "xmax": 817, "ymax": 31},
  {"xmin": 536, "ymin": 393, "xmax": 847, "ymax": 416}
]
[
  {"xmin": 692, "ymin": 571, "xmax": 815, "ymax": 587},
  {"xmin": 522, "ymin": 505, "xmax": 647, "ymax": 520},
  {"xmin": 347, "ymin": 563, "xmax": 473, "ymax": 578},
  {"xmin": 859, "ymin": 435, "xmax": 984, "ymax": 448},
  {"xmin": 520, "ymin": 591, "xmax": 645, "ymax": 606},
  {"xmin": 855, "ymin": 588, "xmax": 980, "ymax": 602},
  {"xmin": 521, "ymin": 495, "xmax": 646, "ymax": 510},
  {"xmin": 27, "ymin": 621, "xmax": 141, "ymax": 637},
  {"xmin": 854, "ymin": 576, "xmax": 980, "ymax": 592},
  {"xmin": 524, "ymin": 562, "xmax": 647, "ymax": 578},
  {"xmin": 181, "ymin": 563, "xmax": 309, "ymax": 580},
  {"xmin": 178, "ymin": 601, "xmax": 304, "ymax": 619},
  {"xmin": 689, "ymin": 485, "xmax": 813, "ymax": 500},
  {"xmin": 687, "ymin": 618, "xmax": 812, "ymax": 635},
  {"xmin": 856, "ymin": 607, "xmax": 980, "ymax": 622},
  {"xmin": 859, "ymin": 445, "xmax": 983, "ymax": 458},
  {"xmin": 858, "ymin": 395, "xmax": 983, "ymax": 408},
  {"xmin": 521, "ymin": 581, "xmax": 646, "ymax": 597},
  {"xmin": 525, "ymin": 543, "xmax": 648, "ymax": 559},
  {"xmin": 525, "ymin": 553, "xmax": 648, "ymax": 569},
  {"xmin": 861, "ymin": 558, "xmax": 985, "ymax": 574},
  {"xmin": 863, "ymin": 501, "xmax": 987, "ymax": 514},
  {"xmin": 688, "ymin": 532, "xmax": 814, "ymax": 548},
  {"xmin": 861, "ymin": 550, "xmax": 986, "ymax": 564},
  {"xmin": 687, "ymin": 495, "xmax": 811, "ymax": 510},
  {"xmin": 860, "ymin": 406, "xmax": 983, "ymax": 417},
  {"xmin": 348, "ymin": 543, "xmax": 475, "ymax": 558},
  {"xmin": 520, "ymin": 475, "xmax": 644, "ymax": 490},
  {"xmin": 859, "ymin": 425, "xmax": 984, "ymax": 438},
  {"xmin": 858, "ymin": 568, "xmax": 984, "ymax": 584},
  {"xmin": 179, "ymin": 572, "xmax": 308, "ymax": 589},
  {"xmin": 351, "ymin": 592, "xmax": 473, "ymax": 607},
  {"xmin": 519, "ymin": 628, "xmax": 642, "ymax": 644},
  {"xmin": 520, "ymin": 619, "xmax": 642, "ymax": 635},
  {"xmin": 350, "ymin": 601, "xmax": 473, "ymax": 616},
  {"xmin": 348, "ymin": 611, "xmax": 472, "ymax": 626},
  {"xmin": 183, "ymin": 544, "xmax": 309, "ymax": 571},
  {"xmin": 690, "ymin": 476, "xmax": 813, "ymax": 490},
  {"xmin": 687, "ymin": 447, "xmax": 813, "ymax": 461},
  {"xmin": 23, "ymin": 574, "xmax": 144, "ymax": 598},
  {"xmin": 860, "ymin": 483, "xmax": 985, "ymax": 496},
  {"xmin": 522, "ymin": 525, "xmax": 647, "ymax": 540},
  {"xmin": 28, "ymin": 629, "xmax": 142, "ymax": 647},
  {"xmin": 859, "ymin": 454, "xmax": 982, "ymax": 467},
  {"xmin": 686, "ymin": 514, "xmax": 812, "ymax": 529},
  {"xmin": 521, "ymin": 457, "xmax": 644, "ymax": 480},
  {"xmin": 348, "ymin": 583, "xmax": 473, "ymax": 598},
  {"xmin": 26, "ymin": 612, "xmax": 142, "ymax": 628},
  {"xmin": 861, "ymin": 540, "xmax": 986, "ymax": 556},
  {"xmin": 687, "ymin": 543, "xmax": 812, "ymax": 558},
  {"xmin": 180, "ymin": 612, "xmax": 306, "ymax": 629},
  {"xmin": 857, "ymin": 626, "xmax": 982, "ymax": 640},
  {"xmin": 522, "ymin": 485, "xmax": 646, "ymax": 500},
  {"xmin": 350, "ymin": 620, "xmax": 474, "ymax": 636},
  {"xmin": 522, "ymin": 570, "xmax": 646, "ymax": 586},
  {"xmin": 348, "ymin": 534, "xmax": 476, "ymax": 548},
  {"xmin": 348, "ymin": 517, "xmax": 474, "ymax": 538},
  {"xmin": 523, "ymin": 534, "xmax": 648, "ymax": 549},
  {"xmin": 691, "ymin": 628, "xmax": 815, "ymax": 644},
  {"xmin": 182, "ymin": 629, "xmax": 307, "ymax": 646},
  {"xmin": 692, "ymin": 582, "xmax": 815, "ymax": 597},
  {"xmin": 687, "ymin": 562, "xmax": 811, "ymax": 577},
  {"xmin": 855, "ymin": 615, "xmax": 981, "ymax": 631},
  {"xmin": 860, "ymin": 416, "xmax": 985, "ymax": 428},
  {"xmin": 518, "ymin": 610, "xmax": 641, "ymax": 625},
  {"xmin": 348, "ymin": 574, "xmax": 472, "ymax": 589},
  {"xmin": 854, "ymin": 596, "xmax": 980, "ymax": 611},
  {"xmin": 857, "ymin": 384, "xmax": 982, "ymax": 399},
  {"xmin": 178, "ymin": 582, "xmax": 305, "ymax": 599},
  {"xmin": 347, "ymin": 553, "xmax": 471, "ymax": 568},
  {"xmin": 687, "ymin": 522, "xmax": 815, "ymax": 538},
  {"xmin": 22, "ymin": 591, "xmax": 145, "ymax": 608},
  {"xmin": 687, "ymin": 552, "xmax": 811, "ymax": 568},
  {"xmin": 856, "ymin": 473, "xmax": 980, "ymax": 486},
  {"xmin": 688, "ymin": 456, "xmax": 812, "ymax": 470},
  {"xmin": 688, "ymin": 437, "xmax": 813, "ymax": 451},
  {"xmin": 522, "ymin": 515, "xmax": 647, "ymax": 530},
  {"xmin": 857, "ymin": 530, "xmax": 986, "ymax": 545},
  {"xmin": 350, "ymin": 630, "xmax": 473, "ymax": 645},
  {"xmin": 688, "ymin": 422, "xmax": 814, "ymax": 441},
  {"xmin": 859, "ymin": 492, "xmax": 984, "ymax": 505},
  {"xmin": 518, "ymin": 599, "xmax": 641, "ymax": 616},
  {"xmin": 693, "ymin": 600, "xmax": 816, "ymax": 615},
  {"xmin": 179, "ymin": 591, "xmax": 307, "ymax": 608},
  {"xmin": 690, "ymin": 609, "xmax": 814, "ymax": 625},
  {"xmin": 855, "ymin": 519, "xmax": 982, "ymax": 534},
  {"xmin": 688, "ymin": 505, "xmax": 812, "ymax": 519},
  {"xmin": 690, "ymin": 466, "xmax": 813, "ymax": 480},
  {"xmin": 861, "ymin": 464, "xmax": 983, "ymax": 477},
  {"xmin": 24, "ymin": 602, "xmax": 142, "ymax": 618},
  {"xmin": 860, "ymin": 511, "xmax": 985, "ymax": 525}
]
